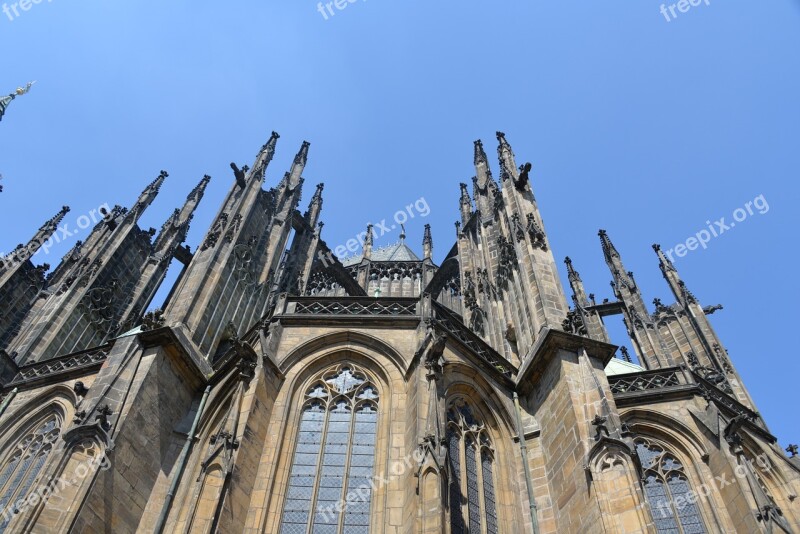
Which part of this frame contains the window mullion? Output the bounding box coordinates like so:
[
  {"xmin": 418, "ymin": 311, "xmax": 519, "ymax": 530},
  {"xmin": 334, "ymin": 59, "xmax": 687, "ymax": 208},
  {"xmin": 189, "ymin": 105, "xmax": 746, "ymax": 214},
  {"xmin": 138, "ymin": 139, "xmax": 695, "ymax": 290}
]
[
  {"xmin": 337, "ymin": 400, "xmax": 356, "ymax": 534},
  {"xmin": 460, "ymin": 434, "xmax": 469, "ymax": 534},
  {"xmin": 475, "ymin": 442, "xmax": 487, "ymax": 534},
  {"xmin": 305, "ymin": 401, "xmax": 331, "ymax": 534}
]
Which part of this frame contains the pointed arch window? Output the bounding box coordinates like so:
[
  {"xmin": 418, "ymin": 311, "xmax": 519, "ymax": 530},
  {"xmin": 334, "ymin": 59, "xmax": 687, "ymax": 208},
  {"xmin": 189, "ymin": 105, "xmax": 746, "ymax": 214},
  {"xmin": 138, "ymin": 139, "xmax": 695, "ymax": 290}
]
[
  {"xmin": 279, "ymin": 365, "xmax": 379, "ymax": 534},
  {"xmin": 447, "ymin": 400, "xmax": 499, "ymax": 534},
  {"xmin": 0, "ymin": 414, "xmax": 61, "ymax": 531},
  {"xmin": 635, "ymin": 438, "xmax": 706, "ymax": 534}
]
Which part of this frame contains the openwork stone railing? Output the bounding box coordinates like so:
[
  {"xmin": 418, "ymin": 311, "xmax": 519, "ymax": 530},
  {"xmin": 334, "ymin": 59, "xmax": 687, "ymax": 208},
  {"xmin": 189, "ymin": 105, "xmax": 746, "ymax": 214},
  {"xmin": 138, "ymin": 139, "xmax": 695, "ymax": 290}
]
[
  {"xmin": 432, "ymin": 302, "xmax": 515, "ymax": 379},
  {"xmin": 286, "ymin": 297, "xmax": 418, "ymax": 317},
  {"xmin": 608, "ymin": 367, "xmax": 683, "ymax": 395},
  {"xmin": 8, "ymin": 345, "xmax": 111, "ymax": 386}
]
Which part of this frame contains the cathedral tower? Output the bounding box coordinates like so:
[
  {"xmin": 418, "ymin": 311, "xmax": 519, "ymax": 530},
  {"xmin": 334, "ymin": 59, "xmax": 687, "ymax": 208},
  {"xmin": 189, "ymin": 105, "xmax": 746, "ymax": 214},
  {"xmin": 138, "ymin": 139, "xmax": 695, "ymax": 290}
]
[{"xmin": 0, "ymin": 132, "xmax": 796, "ymax": 534}]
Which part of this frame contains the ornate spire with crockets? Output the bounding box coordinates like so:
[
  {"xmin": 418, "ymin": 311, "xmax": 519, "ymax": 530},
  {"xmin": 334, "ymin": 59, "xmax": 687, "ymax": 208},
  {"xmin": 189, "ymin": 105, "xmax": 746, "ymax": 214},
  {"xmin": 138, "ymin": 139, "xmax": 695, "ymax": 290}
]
[
  {"xmin": 286, "ymin": 141, "xmax": 310, "ymax": 190},
  {"xmin": 0, "ymin": 205, "xmax": 69, "ymax": 281},
  {"xmin": 423, "ymin": 224, "xmax": 433, "ymax": 260},
  {"xmin": 154, "ymin": 175, "xmax": 211, "ymax": 254},
  {"xmin": 0, "ymin": 81, "xmax": 35, "ymax": 122},
  {"xmin": 496, "ymin": 131, "xmax": 515, "ymax": 183},
  {"xmin": 250, "ymin": 131, "xmax": 280, "ymax": 180},
  {"xmin": 304, "ymin": 183, "xmax": 324, "ymax": 227},
  {"xmin": 128, "ymin": 171, "xmax": 168, "ymax": 221}
]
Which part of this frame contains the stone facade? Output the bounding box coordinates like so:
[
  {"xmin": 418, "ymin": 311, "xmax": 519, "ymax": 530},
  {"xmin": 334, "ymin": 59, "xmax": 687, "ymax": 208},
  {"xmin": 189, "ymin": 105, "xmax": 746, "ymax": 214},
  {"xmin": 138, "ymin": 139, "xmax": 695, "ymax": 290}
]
[{"xmin": 0, "ymin": 132, "xmax": 797, "ymax": 533}]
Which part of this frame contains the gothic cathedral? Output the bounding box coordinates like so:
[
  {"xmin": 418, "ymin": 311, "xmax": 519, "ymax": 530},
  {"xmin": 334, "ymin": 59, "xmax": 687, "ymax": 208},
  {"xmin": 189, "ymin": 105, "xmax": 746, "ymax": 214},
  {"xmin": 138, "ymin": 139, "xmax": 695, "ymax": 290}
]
[{"xmin": 0, "ymin": 132, "xmax": 797, "ymax": 533}]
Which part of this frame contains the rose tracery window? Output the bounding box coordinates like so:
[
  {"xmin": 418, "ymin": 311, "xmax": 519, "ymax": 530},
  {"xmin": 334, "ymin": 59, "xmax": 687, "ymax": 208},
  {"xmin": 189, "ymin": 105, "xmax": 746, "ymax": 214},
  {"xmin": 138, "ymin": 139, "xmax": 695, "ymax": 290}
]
[
  {"xmin": 279, "ymin": 365, "xmax": 379, "ymax": 534},
  {"xmin": 634, "ymin": 438, "xmax": 706, "ymax": 534},
  {"xmin": 447, "ymin": 400, "xmax": 499, "ymax": 534},
  {"xmin": 0, "ymin": 415, "xmax": 62, "ymax": 532}
]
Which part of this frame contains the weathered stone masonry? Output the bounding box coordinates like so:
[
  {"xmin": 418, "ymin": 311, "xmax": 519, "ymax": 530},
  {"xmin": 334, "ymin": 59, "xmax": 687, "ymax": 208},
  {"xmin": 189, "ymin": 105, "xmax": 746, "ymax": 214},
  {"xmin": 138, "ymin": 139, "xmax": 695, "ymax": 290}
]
[{"xmin": 0, "ymin": 132, "xmax": 797, "ymax": 533}]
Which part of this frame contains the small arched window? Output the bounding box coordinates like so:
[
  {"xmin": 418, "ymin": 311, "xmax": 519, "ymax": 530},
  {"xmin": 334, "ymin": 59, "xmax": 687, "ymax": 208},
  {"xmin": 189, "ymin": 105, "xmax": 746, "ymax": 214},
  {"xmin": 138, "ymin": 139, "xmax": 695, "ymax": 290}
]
[
  {"xmin": 279, "ymin": 365, "xmax": 379, "ymax": 534},
  {"xmin": 447, "ymin": 399, "xmax": 499, "ymax": 534},
  {"xmin": 635, "ymin": 438, "xmax": 706, "ymax": 534},
  {"xmin": 0, "ymin": 414, "xmax": 62, "ymax": 531}
]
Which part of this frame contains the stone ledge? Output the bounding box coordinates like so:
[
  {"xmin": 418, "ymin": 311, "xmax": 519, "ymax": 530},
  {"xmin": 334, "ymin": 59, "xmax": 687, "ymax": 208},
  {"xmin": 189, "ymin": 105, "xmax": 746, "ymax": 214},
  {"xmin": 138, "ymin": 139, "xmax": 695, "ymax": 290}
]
[{"xmin": 516, "ymin": 327, "xmax": 617, "ymax": 394}]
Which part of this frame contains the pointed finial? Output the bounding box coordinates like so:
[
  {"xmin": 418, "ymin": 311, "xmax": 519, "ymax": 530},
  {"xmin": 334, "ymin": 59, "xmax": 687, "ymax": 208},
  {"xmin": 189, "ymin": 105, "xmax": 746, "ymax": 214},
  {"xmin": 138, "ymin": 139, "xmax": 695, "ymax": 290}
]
[
  {"xmin": 43, "ymin": 206, "xmax": 71, "ymax": 231},
  {"xmin": 496, "ymin": 132, "xmax": 515, "ymax": 181},
  {"xmin": 564, "ymin": 256, "xmax": 581, "ymax": 282},
  {"xmin": 132, "ymin": 171, "xmax": 168, "ymax": 213},
  {"xmin": 304, "ymin": 183, "xmax": 325, "ymax": 225},
  {"xmin": 598, "ymin": 229, "xmax": 620, "ymax": 261},
  {"xmin": 652, "ymin": 243, "xmax": 677, "ymax": 272},
  {"xmin": 363, "ymin": 223, "xmax": 374, "ymax": 260},
  {"xmin": 188, "ymin": 174, "xmax": 211, "ymax": 202},
  {"xmin": 399, "ymin": 224, "xmax": 406, "ymax": 241},
  {"xmin": 258, "ymin": 131, "xmax": 280, "ymax": 159},
  {"xmin": 312, "ymin": 182, "xmax": 324, "ymax": 201},
  {"xmin": 423, "ymin": 224, "xmax": 433, "ymax": 260},
  {"xmin": 474, "ymin": 139, "xmax": 488, "ymax": 166},
  {"xmin": 294, "ymin": 141, "xmax": 311, "ymax": 167},
  {"xmin": 459, "ymin": 183, "xmax": 472, "ymax": 205},
  {"xmin": 0, "ymin": 81, "xmax": 35, "ymax": 122},
  {"xmin": 365, "ymin": 224, "xmax": 374, "ymax": 247},
  {"xmin": 496, "ymin": 131, "xmax": 512, "ymax": 151}
]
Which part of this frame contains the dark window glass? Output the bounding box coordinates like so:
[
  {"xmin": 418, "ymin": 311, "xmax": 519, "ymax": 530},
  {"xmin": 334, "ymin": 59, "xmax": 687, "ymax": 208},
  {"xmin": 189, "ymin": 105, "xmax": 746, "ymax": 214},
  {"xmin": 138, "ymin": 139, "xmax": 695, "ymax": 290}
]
[
  {"xmin": 447, "ymin": 400, "xmax": 499, "ymax": 534},
  {"xmin": 635, "ymin": 439, "xmax": 707, "ymax": 534},
  {"xmin": 279, "ymin": 366, "xmax": 378, "ymax": 534}
]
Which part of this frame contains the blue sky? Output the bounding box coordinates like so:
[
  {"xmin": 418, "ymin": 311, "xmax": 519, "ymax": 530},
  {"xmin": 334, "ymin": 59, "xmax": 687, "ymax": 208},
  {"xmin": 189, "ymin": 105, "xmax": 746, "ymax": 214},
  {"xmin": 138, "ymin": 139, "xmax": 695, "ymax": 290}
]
[{"xmin": 1, "ymin": 2, "xmax": 798, "ymax": 445}]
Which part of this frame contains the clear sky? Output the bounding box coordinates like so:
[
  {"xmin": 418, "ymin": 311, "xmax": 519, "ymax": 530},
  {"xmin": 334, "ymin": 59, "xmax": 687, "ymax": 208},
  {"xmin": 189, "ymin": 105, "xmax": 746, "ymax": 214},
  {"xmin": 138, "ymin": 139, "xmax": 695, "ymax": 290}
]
[{"xmin": 1, "ymin": 2, "xmax": 798, "ymax": 445}]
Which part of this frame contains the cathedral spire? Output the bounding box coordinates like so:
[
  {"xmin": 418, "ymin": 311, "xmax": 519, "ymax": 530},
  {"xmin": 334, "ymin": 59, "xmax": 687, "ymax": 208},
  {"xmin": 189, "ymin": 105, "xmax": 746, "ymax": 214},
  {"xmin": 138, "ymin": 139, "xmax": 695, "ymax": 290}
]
[
  {"xmin": 496, "ymin": 131, "xmax": 517, "ymax": 184},
  {"xmin": 304, "ymin": 183, "xmax": 324, "ymax": 227},
  {"xmin": 473, "ymin": 139, "xmax": 495, "ymax": 190},
  {"xmin": 11, "ymin": 205, "xmax": 69, "ymax": 265},
  {"xmin": 599, "ymin": 230, "xmax": 672, "ymax": 368},
  {"xmin": 599, "ymin": 229, "xmax": 621, "ymax": 264},
  {"xmin": 154, "ymin": 175, "xmax": 210, "ymax": 254},
  {"xmin": 564, "ymin": 256, "xmax": 610, "ymax": 343},
  {"xmin": 598, "ymin": 229, "xmax": 639, "ymax": 293},
  {"xmin": 287, "ymin": 141, "xmax": 310, "ymax": 189},
  {"xmin": 128, "ymin": 170, "xmax": 168, "ymax": 221},
  {"xmin": 564, "ymin": 256, "xmax": 587, "ymax": 305},
  {"xmin": 423, "ymin": 224, "xmax": 433, "ymax": 260},
  {"xmin": 652, "ymin": 244, "xmax": 697, "ymax": 306},
  {"xmin": 250, "ymin": 131, "xmax": 280, "ymax": 180},
  {"xmin": 0, "ymin": 205, "xmax": 69, "ymax": 292},
  {"xmin": 472, "ymin": 140, "xmax": 498, "ymax": 224}
]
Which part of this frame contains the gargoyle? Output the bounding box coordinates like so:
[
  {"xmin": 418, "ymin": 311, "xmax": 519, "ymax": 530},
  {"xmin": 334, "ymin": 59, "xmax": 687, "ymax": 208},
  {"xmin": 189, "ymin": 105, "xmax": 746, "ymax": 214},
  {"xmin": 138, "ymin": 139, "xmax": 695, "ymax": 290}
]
[
  {"xmin": 230, "ymin": 163, "xmax": 247, "ymax": 189},
  {"xmin": 515, "ymin": 162, "xmax": 532, "ymax": 191}
]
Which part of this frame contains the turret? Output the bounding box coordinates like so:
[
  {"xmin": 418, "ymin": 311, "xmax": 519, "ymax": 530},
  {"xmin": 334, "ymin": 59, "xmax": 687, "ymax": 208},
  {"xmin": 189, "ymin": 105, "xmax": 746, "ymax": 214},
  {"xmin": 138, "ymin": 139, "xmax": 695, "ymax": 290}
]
[{"xmin": 599, "ymin": 230, "xmax": 672, "ymax": 369}]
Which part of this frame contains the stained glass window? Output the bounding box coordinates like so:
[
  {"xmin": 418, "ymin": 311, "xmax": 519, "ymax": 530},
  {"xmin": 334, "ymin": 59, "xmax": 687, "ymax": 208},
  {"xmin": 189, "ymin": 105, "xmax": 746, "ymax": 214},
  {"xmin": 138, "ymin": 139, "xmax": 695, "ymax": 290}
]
[
  {"xmin": 279, "ymin": 366, "xmax": 379, "ymax": 534},
  {"xmin": 447, "ymin": 400, "xmax": 499, "ymax": 534},
  {"xmin": 0, "ymin": 415, "xmax": 61, "ymax": 532},
  {"xmin": 635, "ymin": 438, "xmax": 706, "ymax": 534}
]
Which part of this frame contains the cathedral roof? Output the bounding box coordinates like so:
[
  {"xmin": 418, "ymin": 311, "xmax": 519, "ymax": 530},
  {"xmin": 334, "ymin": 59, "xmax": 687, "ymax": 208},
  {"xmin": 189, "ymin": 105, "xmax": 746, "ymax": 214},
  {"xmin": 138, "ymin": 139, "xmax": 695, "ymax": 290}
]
[
  {"xmin": 605, "ymin": 358, "xmax": 645, "ymax": 376},
  {"xmin": 341, "ymin": 239, "xmax": 421, "ymax": 266}
]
